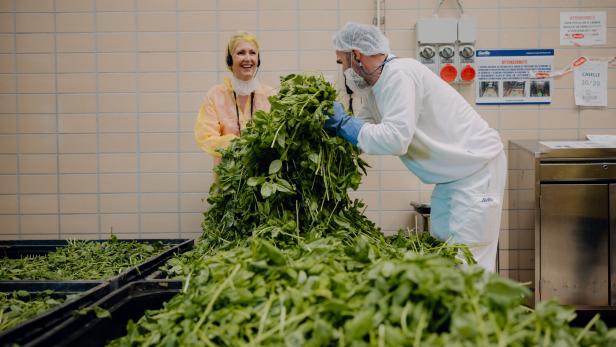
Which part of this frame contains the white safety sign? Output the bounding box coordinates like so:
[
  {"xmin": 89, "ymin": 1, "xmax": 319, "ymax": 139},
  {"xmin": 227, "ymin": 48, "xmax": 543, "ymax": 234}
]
[
  {"xmin": 574, "ymin": 60, "xmax": 608, "ymax": 107},
  {"xmin": 475, "ymin": 49, "xmax": 553, "ymax": 105},
  {"xmin": 560, "ymin": 12, "xmax": 606, "ymax": 46}
]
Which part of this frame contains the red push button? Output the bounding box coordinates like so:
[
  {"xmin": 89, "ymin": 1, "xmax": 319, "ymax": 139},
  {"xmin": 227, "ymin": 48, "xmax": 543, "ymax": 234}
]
[
  {"xmin": 461, "ymin": 64, "xmax": 476, "ymax": 81},
  {"xmin": 440, "ymin": 64, "xmax": 457, "ymax": 83}
]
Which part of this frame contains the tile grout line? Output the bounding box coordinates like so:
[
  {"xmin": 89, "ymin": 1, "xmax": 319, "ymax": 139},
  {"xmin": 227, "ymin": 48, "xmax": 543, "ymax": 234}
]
[
  {"xmin": 537, "ymin": 0, "xmax": 543, "ymax": 139},
  {"xmin": 53, "ymin": 0, "xmax": 61, "ymax": 239},
  {"xmin": 496, "ymin": 0, "xmax": 502, "ymax": 140},
  {"xmin": 414, "ymin": 1, "xmax": 418, "ymax": 207},
  {"xmin": 296, "ymin": 0, "xmax": 300, "ymax": 70},
  {"xmin": 134, "ymin": 0, "xmax": 142, "ymax": 238},
  {"xmin": 496, "ymin": 0, "xmax": 505, "ymax": 273},
  {"xmin": 208, "ymin": 0, "xmax": 220, "ymax": 222},
  {"xmin": 94, "ymin": 0, "xmax": 101, "ymax": 239},
  {"xmin": 215, "ymin": 0, "xmax": 220, "ymax": 92},
  {"xmin": 175, "ymin": 0, "xmax": 181, "ymax": 239},
  {"xmin": 576, "ymin": 0, "xmax": 582, "ymax": 140},
  {"xmin": 13, "ymin": 0, "xmax": 20, "ymax": 239}
]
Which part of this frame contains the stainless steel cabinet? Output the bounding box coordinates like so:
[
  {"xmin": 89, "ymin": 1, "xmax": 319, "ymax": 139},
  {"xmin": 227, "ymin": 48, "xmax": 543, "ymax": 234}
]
[
  {"xmin": 508, "ymin": 140, "xmax": 616, "ymax": 312},
  {"xmin": 539, "ymin": 183, "xmax": 610, "ymax": 305}
]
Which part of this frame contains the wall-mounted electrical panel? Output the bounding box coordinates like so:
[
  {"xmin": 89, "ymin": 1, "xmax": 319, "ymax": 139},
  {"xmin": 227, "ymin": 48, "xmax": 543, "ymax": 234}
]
[
  {"xmin": 416, "ymin": 16, "xmax": 476, "ymax": 84},
  {"xmin": 457, "ymin": 16, "xmax": 476, "ymax": 83}
]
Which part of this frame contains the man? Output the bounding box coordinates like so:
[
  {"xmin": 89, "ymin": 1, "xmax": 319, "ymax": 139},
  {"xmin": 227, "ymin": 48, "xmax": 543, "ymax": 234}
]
[{"xmin": 325, "ymin": 22, "xmax": 506, "ymax": 272}]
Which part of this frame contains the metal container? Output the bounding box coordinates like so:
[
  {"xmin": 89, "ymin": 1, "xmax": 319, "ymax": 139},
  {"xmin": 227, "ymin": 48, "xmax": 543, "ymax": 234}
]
[{"xmin": 508, "ymin": 140, "xmax": 616, "ymax": 317}]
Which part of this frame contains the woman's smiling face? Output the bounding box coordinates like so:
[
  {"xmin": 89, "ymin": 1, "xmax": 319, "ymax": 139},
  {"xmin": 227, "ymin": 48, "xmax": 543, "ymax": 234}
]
[{"xmin": 231, "ymin": 40, "xmax": 259, "ymax": 81}]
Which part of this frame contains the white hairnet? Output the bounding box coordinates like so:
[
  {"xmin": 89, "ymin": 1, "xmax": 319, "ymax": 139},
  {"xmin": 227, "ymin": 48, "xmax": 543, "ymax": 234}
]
[{"xmin": 332, "ymin": 22, "xmax": 390, "ymax": 56}]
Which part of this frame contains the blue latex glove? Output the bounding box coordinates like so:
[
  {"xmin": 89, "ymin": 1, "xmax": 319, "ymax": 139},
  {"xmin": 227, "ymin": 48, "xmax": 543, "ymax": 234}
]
[{"xmin": 324, "ymin": 102, "xmax": 364, "ymax": 146}]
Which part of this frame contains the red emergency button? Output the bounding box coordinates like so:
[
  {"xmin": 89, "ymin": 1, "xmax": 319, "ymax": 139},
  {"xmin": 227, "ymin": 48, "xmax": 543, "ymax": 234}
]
[
  {"xmin": 461, "ymin": 64, "xmax": 476, "ymax": 82},
  {"xmin": 440, "ymin": 64, "xmax": 457, "ymax": 83}
]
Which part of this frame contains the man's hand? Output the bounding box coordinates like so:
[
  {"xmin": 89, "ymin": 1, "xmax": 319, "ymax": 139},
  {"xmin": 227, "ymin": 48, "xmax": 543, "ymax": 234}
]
[{"xmin": 324, "ymin": 102, "xmax": 364, "ymax": 146}]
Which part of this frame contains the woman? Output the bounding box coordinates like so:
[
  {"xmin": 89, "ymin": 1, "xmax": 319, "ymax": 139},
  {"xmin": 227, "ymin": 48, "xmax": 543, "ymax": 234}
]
[{"xmin": 194, "ymin": 32, "xmax": 276, "ymax": 164}]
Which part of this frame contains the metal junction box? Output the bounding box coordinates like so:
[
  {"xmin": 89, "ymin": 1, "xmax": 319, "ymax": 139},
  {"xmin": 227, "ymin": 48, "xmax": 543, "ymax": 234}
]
[{"xmin": 416, "ymin": 16, "xmax": 476, "ymax": 84}]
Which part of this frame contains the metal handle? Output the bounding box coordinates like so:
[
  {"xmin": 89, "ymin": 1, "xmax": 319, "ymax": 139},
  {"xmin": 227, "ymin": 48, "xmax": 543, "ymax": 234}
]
[{"xmin": 540, "ymin": 162, "xmax": 616, "ymax": 181}]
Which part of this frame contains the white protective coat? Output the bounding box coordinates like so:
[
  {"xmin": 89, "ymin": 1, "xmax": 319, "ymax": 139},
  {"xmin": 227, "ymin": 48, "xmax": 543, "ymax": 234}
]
[{"xmin": 356, "ymin": 57, "xmax": 505, "ymax": 272}]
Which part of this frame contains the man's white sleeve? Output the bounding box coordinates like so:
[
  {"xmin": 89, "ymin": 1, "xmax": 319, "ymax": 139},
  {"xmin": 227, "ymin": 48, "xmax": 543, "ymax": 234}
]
[{"xmin": 357, "ymin": 70, "xmax": 417, "ymax": 156}]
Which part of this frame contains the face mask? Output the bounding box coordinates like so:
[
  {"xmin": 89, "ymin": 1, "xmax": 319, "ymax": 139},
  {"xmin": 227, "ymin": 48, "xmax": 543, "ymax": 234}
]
[
  {"xmin": 230, "ymin": 75, "xmax": 259, "ymax": 96},
  {"xmin": 344, "ymin": 68, "xmax": 369, "ymax": 94}
]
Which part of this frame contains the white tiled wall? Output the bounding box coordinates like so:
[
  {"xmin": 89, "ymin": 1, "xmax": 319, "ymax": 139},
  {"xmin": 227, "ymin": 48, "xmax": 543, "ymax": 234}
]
[{"xmin": 0, "ymin": 0, "xmax": 614, "ymax": 251}]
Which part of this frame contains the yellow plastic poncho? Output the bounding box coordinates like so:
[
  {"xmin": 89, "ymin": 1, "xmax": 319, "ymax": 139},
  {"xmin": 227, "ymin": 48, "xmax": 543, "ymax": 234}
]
[{"xmin": 194, "ymin": 77, "xmax": 276, "ymax": 158}]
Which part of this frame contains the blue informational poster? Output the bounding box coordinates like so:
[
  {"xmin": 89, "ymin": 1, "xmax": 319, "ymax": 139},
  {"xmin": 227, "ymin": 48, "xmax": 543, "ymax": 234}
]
[{"xmin": 475, "ymin": 49, "xmax": 554, "ymax": 105}]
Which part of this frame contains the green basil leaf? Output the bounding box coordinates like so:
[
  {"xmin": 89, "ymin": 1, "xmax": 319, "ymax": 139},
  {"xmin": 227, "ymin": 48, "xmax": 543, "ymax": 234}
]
[
  {"xmin": 261, "ymin": 182, "xmax": 275, "ymax": 198},
  {"xmin": 274, "ymin": 179, "xmax": 294, "ymax": 194},
  {"xmin": 308, "ymin": 153, "xmax": 320, "ymax": 164},
  {"xmin": 276, "ymin": 131, "xmax": 286, "ymax": 148},
  {"xmin": 247, "ymin": 176, "xmax": 264, "ymax": 187},
  {"xmin": 268, "ymin": 159, "xmax": 282, "ymax": 175}
]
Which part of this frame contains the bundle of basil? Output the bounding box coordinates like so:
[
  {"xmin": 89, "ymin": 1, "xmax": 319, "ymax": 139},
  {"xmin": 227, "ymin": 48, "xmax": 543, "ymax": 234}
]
[
  {"xmin": 110, "ymin": 75, "xmax": 615, "ymax": 346},
  {"xmin": 202, "ymin": 74, "xmax": 377, "ymax": 248}
]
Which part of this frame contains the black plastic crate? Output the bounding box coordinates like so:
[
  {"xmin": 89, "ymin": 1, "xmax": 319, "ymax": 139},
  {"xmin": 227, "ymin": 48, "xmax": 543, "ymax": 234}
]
[
  {"xmin": 572, "ymin": 306, "xmax": 616, "ymax": 327},
  {"xmin": 105, "ymin": 239, "xmax": 193, "ymax": 289},
  {"xmin": 145, "ymin": 269, "xmax": 166, "ymax": 279},
  {"xmin": 28, "ymin": 280, "xmax": 183, "ymax": 347},
  {"xmin": 0, "ymin": 239, "xmax": 194, "ymax": 289},
  {"xmin": 0, "ymin": 281, "xmax": 111, "ymax": 347},
  {"xmin": 0, "ymin": 240, "xmax": 67, "ymax": 259}
]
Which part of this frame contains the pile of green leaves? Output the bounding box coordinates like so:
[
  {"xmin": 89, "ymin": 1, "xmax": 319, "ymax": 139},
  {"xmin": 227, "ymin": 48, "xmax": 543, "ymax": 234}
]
[
  {"xmin": 0, "ymin": 290, "xmax": 68, "ymax": 332},
  {"xmin": 0, "ymin": 237, "xmax": 169, "ymax": 280},
  {"xmin": 202, "ymin": 74, "xmax": 375, "ymax": 247},
  {"xmin": 112, "ymin": 235, "xmax": 615, "ymax": 346},
  {"xmin": 108, "ymin": 74, "xmax": 616, "ymax": 346},
  {"xmin": 161, "ymin": 230, "xmax": 475, "ymax": 281}
]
